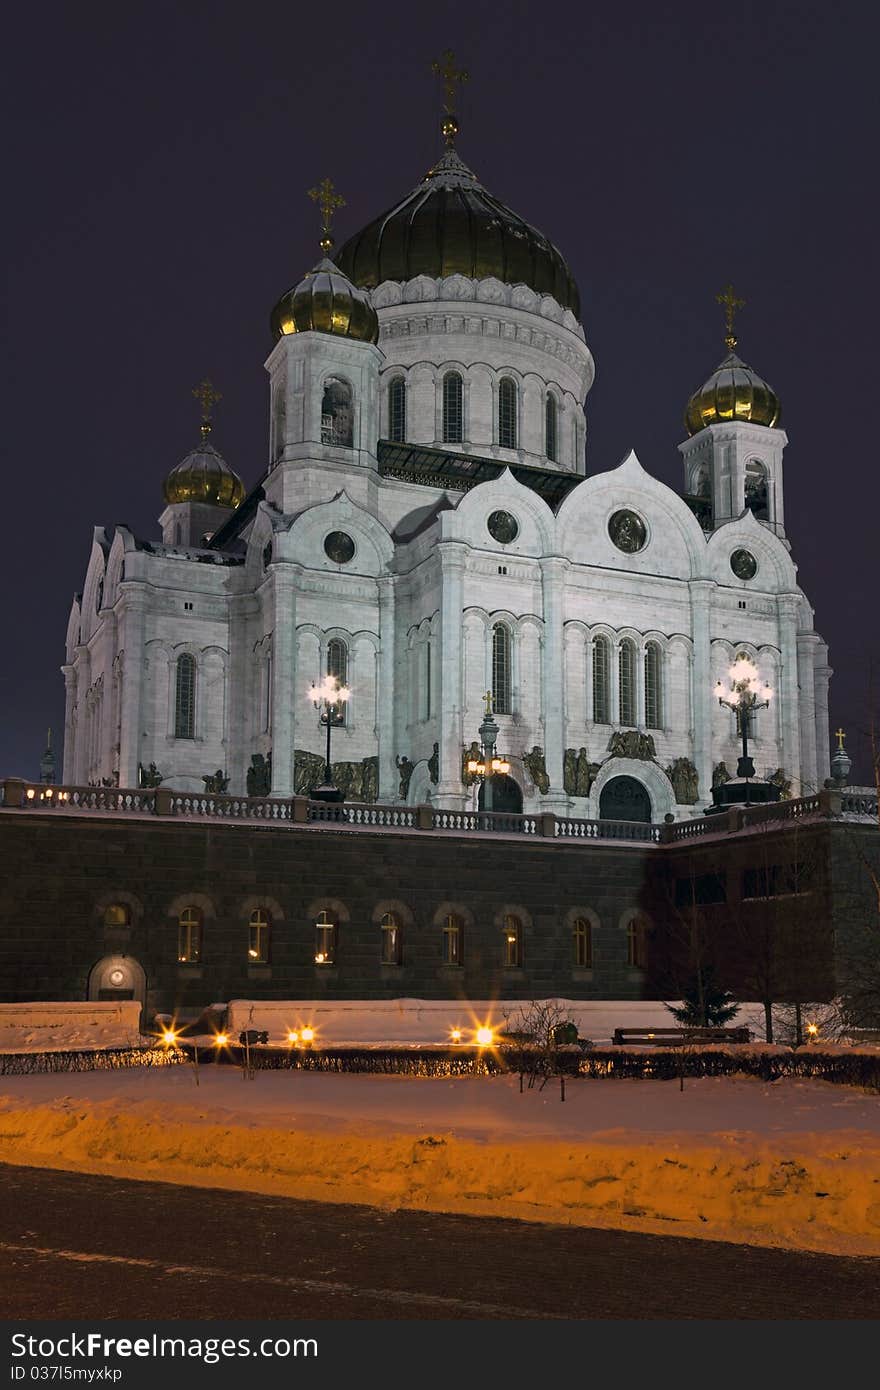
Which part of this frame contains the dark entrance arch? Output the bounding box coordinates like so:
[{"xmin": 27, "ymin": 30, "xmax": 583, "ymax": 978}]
[
  {"xmin": 599, "ymin": 775, "xmax": 651, "ymax": 823},
  {"xmin": 479, "ymin": 774, "xmax": 523, "ymax": 814}
]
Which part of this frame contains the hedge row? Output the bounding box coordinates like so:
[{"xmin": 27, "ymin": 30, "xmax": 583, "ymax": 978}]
[{"xmin": 0, "ymin": 1046, "xmax": 188, "ymax": 1075}]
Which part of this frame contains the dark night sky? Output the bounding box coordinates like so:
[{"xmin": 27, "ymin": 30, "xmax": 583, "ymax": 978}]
[{"xmin": 3, "ymin": 0, "xmax": 878, "ymax": 783}]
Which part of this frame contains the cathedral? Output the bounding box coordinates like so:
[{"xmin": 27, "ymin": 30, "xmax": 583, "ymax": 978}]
[{"xmin": 61, "ymin": 79, "xmax": 831, "ymax": 825}]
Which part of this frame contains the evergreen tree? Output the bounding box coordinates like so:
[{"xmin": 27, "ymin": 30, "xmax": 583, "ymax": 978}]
[{"xmin": 667, "ymin": 968, "xmax": 739, "ymax": 1027}]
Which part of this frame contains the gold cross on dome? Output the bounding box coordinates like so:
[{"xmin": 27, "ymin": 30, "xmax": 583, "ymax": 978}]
[
  {"xmin": 835, "ymin": 726, "xmax": 846, "ymax": 752},
  {"xmin": 192, "ymin": 379, "xmax": 221, "ymax": 434},
  {"xmin": 432, "ymin": 49, "xmax": 468, "ymax": 146},
  {"xmin": 483, "ymin": 690, "xmax": 493, "ymax": 717},
  {"xmin": 308, "ymin": 177, "xmax": 345, "ymax": 253},
  {"xmin": 717, "ymin": 283, "xmax": 746, "ymax": 351}
]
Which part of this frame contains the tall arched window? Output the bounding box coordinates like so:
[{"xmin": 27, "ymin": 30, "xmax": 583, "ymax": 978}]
[
  {"xmin": 248, "ymin": 908, "xmax": 270, "ymax": 963},
  {"xmin": 314, "ymin": 910, "xmax": 337, "ymax": 965},
  {"xmin": 442, "ymin": 372, "xmax": 463, "ymax": 443},
  {"xmin": 272, "ymin": 387, "xmax": 286, "ymax": 465},
  {"xmin": 498, "ymin": 378, "xmax": 517, "ymax": 448},
  {"xmin": 645, "ymin": 642, "xmax": 663, "ymax": 730},
  {"xmin": 626, "ymin": 915, "xmax": 646, "ymax": 969},
  {"xmin": 178, "ymin": 907, "xmax": 202, "ymax": 963},
  {"xmin": 174, "ymin": 654, "xmax": 196, "ymax": 739},
  {"xmin": 380, "ymin": 911, "xmax": 401, "ymax": 965},
  {"xmin": 545, "ymin": 393, "xmax": 558, "ymax": 462},
  {"xmin": 321, "ymin": 377, "xmax": 354, "ymax": 447},
  {"xmin": 619, "ymin": 639, "xmax": 637, "ymax": 726},
  {"xmin": 442, "ymin": 913, "xmax": 463, "ymax": 966},
  {"xmin": 592, "ymin": 635, "xmax": 611, "ymax": 724},
  {"xmin": 326, "ymin": 639, "xmax": 348, "ymax": 726},
  {"xmin": 388, "ymin": 377, "xmax": 406, "ymax": 443},
  {"xmin": 573, "ymin": 917, "xmax": 592, "ymax": 968},
  {"xmin": 745, "ymin": 460, "xmax": 769, "ymax": 520},
  {"xmin": 492, "ymin": 623, "xmax": 512, "ymax": 715},
  {"xmin": 503, "ymin": 914, "xmax": 522, "ymax": 968}
]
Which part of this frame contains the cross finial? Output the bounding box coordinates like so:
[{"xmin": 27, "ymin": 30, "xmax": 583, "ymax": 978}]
[
  {"xmin": 432, "ymin": 48, "xmax": 468, "ymax": 146},
  {"xmin": 835, "ymin": 726, "xmax": 846, "ymax": 753},
  {"xmin": 717, "ymin": 283, "xmax": 746, "ymax": 351},
  {"xmin": 483, "ymin": 689, "xmax": 493, "ymax": 717},
  {"xmin": 192, "ymin": 379, "xmax": 221, "ymax": 438},
  {"xmin": 308, "ymin": 177, "xmax": 346, "ymax": 254}
]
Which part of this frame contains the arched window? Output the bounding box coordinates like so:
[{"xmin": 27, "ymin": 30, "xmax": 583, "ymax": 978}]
[
  {"xmin": 619, "ymin": 639, "xmax": 637, "ymax": 726},
  {"xmin": 545, "ymin": 393, "xmax": 558, "ymax": 462},
  {"xmin": 248, "ymin": 909, "xmax": 270, "ymax": 964},
  {"xmin": 321, "ymin": 377, "xmax": 354, "ymax": 448},
  {"xmin": 442, "ymin": 913, "xmax": 463, "ymax": 966},
  {"xmin": 380, "ymin": 911, "xmax": 401, "ymax": 965},
  {"xmin": 272, "ymin": 387, "xmax": 286, "ymax": 464},
  {"xmin": 626, "ymin": 916, "xmax": 646, "ymax": 969},
  {"xmin": 503, "ymin": 914, "xmax": 522, "ymax": 968},
  {"xmin": 573, "ymin": 917, "xmax": 592, "ymax": 968},
  {"xmin": 314, "ymin": 910, "xmax": 337, "ymax": 966},
  {"xmin": 174, "ymin": 654, "xmax": 196, "ymax": 739},
  {"xmin": 178, "ymin": 907, "xmax": 202, "ymax": 964},
  {"xmin": 498, "ymin": 378, "xmax": 517, "ymax": 448},
  {"xmin": 745, "ymin": 460, "xmax": 769, "ymax": 520},
  {"xmin": 492, "ymin": 623, "xmax": 512, "ymax": 715},
  {"xmin": 326, "ymin": 638, "xmax": 348, "ymax": 726},
  {"xmin": 442, "ymin": 372, "xmax": 464, "ymax": 443},
  {"xmin": 645, "ymin": 642, "xmax": 663, "ymax": 730},
  {"xmin": 592, "ymin": 635, "xmax": 611, "ymax": 724},
  {"xmin": 388, "ymin": 377, "xmax": 406, "ymax": 443},
  {"xmin": 104, "ymin": 903, "xmax": 130, "ymax": 928}
]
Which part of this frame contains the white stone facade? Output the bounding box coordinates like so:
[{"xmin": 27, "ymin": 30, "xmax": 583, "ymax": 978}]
[{"xmin": 63, "ymin": 269, "xmax": 831, "ymax": 818}]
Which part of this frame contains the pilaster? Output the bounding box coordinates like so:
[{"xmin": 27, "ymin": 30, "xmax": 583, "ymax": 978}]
[
  {"xmin": 689, "ymin": 580, "xmax": 714, "ymax": 803},
  {"xmin": 117, "ymin": 600, "xmax": 145, "ymax": 790},
  {"xmin": 435, "ymin": 543, "xmax": 468, "ymax": 808},
  {"xmin": 377, "ymin": 577, "xmax": 397, "ymax": 800},
  {"xmin": 540, "ymin": 556, "xmax": 570, "ymax": 811},
  {"xmin": 270, "ymin": 571, "xmax": 298, "ymax": 796}
]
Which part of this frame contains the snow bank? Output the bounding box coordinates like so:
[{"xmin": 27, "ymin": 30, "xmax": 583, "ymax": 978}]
[
  {"xmin": 0, "ymin": 1001, "xmax": 144, "ymax": 1053},
  {"xmin": 1, "ymin": 1067, "xmax": 878, "ymax": 1257}
]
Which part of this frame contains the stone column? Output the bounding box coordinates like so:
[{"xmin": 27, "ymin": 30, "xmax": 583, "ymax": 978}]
[
  {"xmin": 813, "ymin": 641, "xmax": 832, "ymax": 785},
  {"xmin": 117, "ymin": 601, "xmax": 145, "ymax": 790},
  {"xmin": 777, "ymin": 595, "xmax": 801, "ymax": 792},
  {"xmin": 62, "ymin": 665, "xmax": 78, "ymax": 784},
  {"xmin": 377, "ymin": 577, "xmax": 397, "ymax": 800},
  {"xmin": 270, "ymin": 571, "xmax": 297, "ymax": 796},
  {"xmin": 689, "ymin": 580, "xmax": 714, "ymax": 803},
  {"xmin": 540, "ymin": 557, "xmax": 570, "ymax": 812},
  {"xmin": 797, "ymin": 631, "xmax": 819, "ymax": 794},
  {"xmin": 435, "ymin": 543, "xmax": 468, "ymax": 808}
]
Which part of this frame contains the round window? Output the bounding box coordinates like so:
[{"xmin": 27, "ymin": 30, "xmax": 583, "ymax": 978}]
[
  {"xmin": 323, "ymin": 531, "xmax": 356, "ymax": 564},
  {"xmin": 108, "ymin": 968, "xmax": 126, "ymax": 988},
  {"xmin": 730, "ymin": 548, "xmax": 758, "ymax": 580},
  {"xmin": 608, "ymin": 509, "xmax": 647, "ymax": 553},
  {"xmin": 487, "ymin": 510, "xmax": 519, "ymax": 544}
]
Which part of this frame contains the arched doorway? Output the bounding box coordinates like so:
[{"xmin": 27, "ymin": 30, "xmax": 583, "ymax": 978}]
[
  {"xmin": 87, "ymin": 954, "xmax": 146, "ymax": 1006},
  {"xmin": 479, "ymin": 774, "xmax": 523, "ymax": 814},
  {"xmin": 599, "ymin": 775, "xmax": 651, "ymax": 823}
]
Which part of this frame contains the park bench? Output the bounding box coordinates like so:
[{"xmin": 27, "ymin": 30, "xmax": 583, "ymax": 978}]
[{"xmin": 611, "ymin": 1026, "xmax": 751, "ymax": 1046}]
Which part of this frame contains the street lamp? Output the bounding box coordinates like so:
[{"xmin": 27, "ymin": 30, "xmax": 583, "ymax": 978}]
[
  {"xmin": 309, "ymin": 674, "xmax": 351, "ymax": 803},
  {"xmin": 715, "ymin": 654, "xmax": 773, "ymax": 782},
  {"xmin": 466, "ymin": 691, "xmax": 511, "ymax": 814}
]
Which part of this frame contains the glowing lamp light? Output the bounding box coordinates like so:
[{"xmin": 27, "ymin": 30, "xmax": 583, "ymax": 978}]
[
  {"xmin": 450, "ymin": 1027, "xmax": 463, "ymax": 1044},
  {"xmin": 806, "ymin": 1022, "xmax": 819, "ymax": 1040},
  {"xmin": 26, "ymin": 789, "xmax": 35, "ymax": 799},
  {"xmin": 248, "ymin": 948, "xmax": 258, "ymax": 959},
  {"xmin": 161, "ymin": 1029, "xmax": 177, "ymax": 1045},
  {"xmin": 287, "ymin": 1030, "xmax": 299, "ymax": 1045},
  {"xmin": 300, "ymin": 1026, "xmax": 315, "ymax": 1045},
  {"xmin": 213, "ymin": 1033, "xmax": 229, "ymax": 1047},
  {"xmin": 314, "ymin": 952, "xmax": 326, "ymax": 964},
  {"xmin": 475, "ymin": 1026, "xmax": 494, "ymax": 1047},
  {"xmin": 45, "ymin": 787, "xmax": 53, "ymax": 797}
]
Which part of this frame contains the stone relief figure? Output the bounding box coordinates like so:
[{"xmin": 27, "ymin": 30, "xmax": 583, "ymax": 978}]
[
  {"xmin": 361, "ymin": 756, "xmax": 379, "ymax": 804},
  {"xmin": 396, "ymin": 754, "xmax": 415, "ymax": 802},
  {"xmin": 292, "ymin": 750, "xmax": 325, "ymax": 797},
  {"xmin": 461, "ymin": 741, "xmax": 482, "ymax": 787},
  {"xmin": 246, "ymin": 753, "xmax": 272, "ymax": 797},
  {"xmin": 563, "ymin": 748, "xmax": 577, "ymax": 795},
  {"xmin": 523, "ymin": 746, "xmax": 550, "ymax": 794},
  {"xmin": 576, "ymin": 747, "xmax": 598, "ymax": 797},
  {"xmin": 665, "ymin": 757, "xmax": 699, "ymax": 804},
  {"xmin": 201, "ymin": 769, "xmax": 229, "ymax": 795},
  {"xmin": 138, "ymin": 762, "xmax": 164, "ymax": 788},
  {"xmin": 767, "ymin": 767, "xmax": 792, "ymax": 800},
  {"xmin": 607, "ymin": 731, "xmax": 656, "ymax": 760},
  {"xmin": 712, "ymin": 761, "xmax": 731, "ymax": 789},
  {"xmin": 428, "ymin": 742, "xmax": 439, "ymax": 785}
]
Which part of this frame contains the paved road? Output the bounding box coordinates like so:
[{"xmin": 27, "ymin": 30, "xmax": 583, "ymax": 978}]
[{"xmin": 0, "ymin": 1163, "xmax": 877, "ymax": 1319}]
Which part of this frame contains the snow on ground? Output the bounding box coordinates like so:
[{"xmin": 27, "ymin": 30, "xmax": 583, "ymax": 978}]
[
  {"xmin": 1, "ymin": 1066, "xmax": 878, "ymax": 1257},
  {"xmin": 0, "ymin": 1001, "xmax": 143, "ymax": 1053}
]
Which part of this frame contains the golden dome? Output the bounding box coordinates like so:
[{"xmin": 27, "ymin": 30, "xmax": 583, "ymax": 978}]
[
  {"xmin": 685, "ymin": 350, "xmax": 780, "ymax": 436},
  {"xmin": 163, "ymin": 427, "xmax": 245, "ymax": 508},
  {"xmin": 270, "ymin": 256, "xmax": 379, "ymax": 344},
  {"xmin": 334, "ymin": 148, "xmax": 581, "ymax": 317}
]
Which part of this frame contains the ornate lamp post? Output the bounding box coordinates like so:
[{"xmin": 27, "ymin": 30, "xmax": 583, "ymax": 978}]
[
  {"xmin": 715, "ymin": 654, "xmax": 773, "ymax": 782},
  {"xmin": 466, "ymin": 692, "xmax": 511, "ymax": 814},
  {"xmin": 309, "ymin": 675, "xmax": 350, "ymax": 803}
]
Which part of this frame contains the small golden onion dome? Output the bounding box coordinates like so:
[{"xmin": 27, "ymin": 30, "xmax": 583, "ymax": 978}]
[
  {"xmin": 335, "ymin": 148, "xmax": 580, "ymax": 318},
  {"xmin": 163, "ymin": 428, "xmax": 245, "ymax": 508},
  {"xmin": 270, "ymin": 256, "xmax": 379, "ymax": 344},
  {"xmin": 685, "ymin": 351, "xmax": 780, "ymax": 436}
]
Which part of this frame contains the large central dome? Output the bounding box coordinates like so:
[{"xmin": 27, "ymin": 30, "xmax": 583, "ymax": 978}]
[{"xmin": 335, "ymin": 148, "xmax": 581, "ymax": 318}]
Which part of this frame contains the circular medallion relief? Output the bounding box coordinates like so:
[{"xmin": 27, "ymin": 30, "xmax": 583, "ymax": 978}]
[
  {"xmin": 108, "ymin": 968, "xmax": 126, "ymax": 988},
  {"xmin": 487, "ymin": 510, "xmax": 519, "ymax": 544},
  {"xmin": 323, "ymin": 531, "xmax": 356, "ymax": 564},
  {"xmin": 608, "ymin": 509, "xmax": 647, "ymax": 553},
  {"xmin": 730, "ymin": 548, "xmax": 758, "ymax": 580}
]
